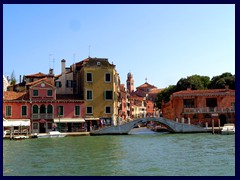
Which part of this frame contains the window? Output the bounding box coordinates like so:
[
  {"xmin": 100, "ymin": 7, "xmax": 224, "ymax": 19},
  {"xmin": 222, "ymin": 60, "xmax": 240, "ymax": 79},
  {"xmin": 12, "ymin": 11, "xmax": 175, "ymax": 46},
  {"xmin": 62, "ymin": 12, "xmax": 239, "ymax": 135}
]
[
  {"xmin": 55, "ymin": 81, "xmax": 62, "ymax": 88},
  {"xmin": 47, "ymin": 90, "xmax": 52, "ymax": 96},
  {"xmin": 66, "ymin": 80, "xmax": 73, "ymax": 88},
  {"xmin": 183, "ymin": 99, "xmax": 194, "ymax": 108},
  {"xmin": 75, "ymin": 106, "xmax": 80, "ymax": 116},
  {"xmin": 105, "ymin": 73, "xmax": 111, "ymax": 82},
  {"xmin": 40, "ymin": 105, "xmax": 46, "ymax": 113},
  {"xmin": 47, "ymin": 105, "xmax": 53, "ymax": 114},
  {"xmin": 86, "ymin": 106, "xmax": 93, "ymax": 114},
  {"xmin": 33, "ymin": 105, "xmax": 38, "ymax": 114},
  {"xmin": 58, "ymin": 106, "xmax": 64, "ymax": 116},
  {"xmin": 105, "ymin": 106, "xmax": 111, "ymax": 114},
  {"xmin": 33, "ymin": 90, "xmax": 38, "ymax": 97},
  {"xmin": 104, "ymin": 91, "xmax": 113, "ymax": 100},
  {"xmin": 86, "ymin": 73, "xmax": 92, "ymax": 82},
  {"xmin": 206, "ymin": 98, "xmax": 217, "ymax": 107},
  {"xmin": 87, "ymin": 90, "xmax": 93, "ymax": 100},
  {"xmin": 6, "ymin": 106, "xmax": 11, "ymax": 116},
  {"xmin": 22, "ymin": 106, "xmax": 27, "ymax": 116}
]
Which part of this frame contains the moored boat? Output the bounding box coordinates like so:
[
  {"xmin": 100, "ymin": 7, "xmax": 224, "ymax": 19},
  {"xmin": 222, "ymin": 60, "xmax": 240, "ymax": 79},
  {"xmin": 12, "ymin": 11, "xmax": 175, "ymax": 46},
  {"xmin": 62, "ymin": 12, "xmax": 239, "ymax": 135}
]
[
  {"xmin": 221, "ymin": 123, "xmax": 235, "ymax": 135},
  {"xmin": 37, "ymin": 131, "xmax": 66, "ymax": 138}
]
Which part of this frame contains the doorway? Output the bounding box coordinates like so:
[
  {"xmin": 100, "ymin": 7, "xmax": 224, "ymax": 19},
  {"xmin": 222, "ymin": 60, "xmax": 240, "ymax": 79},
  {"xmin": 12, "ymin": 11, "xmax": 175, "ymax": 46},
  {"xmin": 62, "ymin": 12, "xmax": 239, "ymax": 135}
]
[{"xmin": 219, "ymin": 114, "xmax": 227, "ymax": 126}]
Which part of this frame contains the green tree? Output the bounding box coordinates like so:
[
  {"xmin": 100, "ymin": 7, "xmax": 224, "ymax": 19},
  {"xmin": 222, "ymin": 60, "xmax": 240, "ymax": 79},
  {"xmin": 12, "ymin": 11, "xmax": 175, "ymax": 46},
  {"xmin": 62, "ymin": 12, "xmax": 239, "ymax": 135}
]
[
  {"xmin": 208, "ymin": 72, "xmax": 235, "ymax": 89},
  {"xmin": 176, "ymin": 75, "xmax": 210, "ymax": 91},
  {"xmin": 155, "ymin": 85, "xmax": 177, "ymax": 108}
]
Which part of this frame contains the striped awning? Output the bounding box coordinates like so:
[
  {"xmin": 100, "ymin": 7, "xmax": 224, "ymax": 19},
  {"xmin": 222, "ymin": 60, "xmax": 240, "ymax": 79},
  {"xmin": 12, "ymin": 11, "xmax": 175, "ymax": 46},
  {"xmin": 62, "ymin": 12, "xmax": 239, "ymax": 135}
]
[{"xmin": 53, "ymin": 118, "xmax": 85, "ymax": 123}]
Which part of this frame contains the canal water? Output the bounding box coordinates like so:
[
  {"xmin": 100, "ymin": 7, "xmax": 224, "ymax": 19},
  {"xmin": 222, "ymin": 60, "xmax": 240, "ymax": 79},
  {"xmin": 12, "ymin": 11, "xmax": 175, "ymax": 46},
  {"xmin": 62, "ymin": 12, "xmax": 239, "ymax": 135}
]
[{"xmin": 3, "ymin": 128, "xmax": 235, "ymax": 176}]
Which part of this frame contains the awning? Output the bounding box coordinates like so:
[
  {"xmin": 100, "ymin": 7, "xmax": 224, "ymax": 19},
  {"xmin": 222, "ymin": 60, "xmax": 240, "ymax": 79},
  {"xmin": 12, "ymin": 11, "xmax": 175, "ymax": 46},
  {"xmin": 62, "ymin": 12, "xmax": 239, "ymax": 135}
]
[
  {"xmin": 85, "ymin": 118, "xmax": 100, "ymax": 121},
  {"xmin": 53, "ymin": 118, "xmax": 85, "ymax": 123},
  {"xmin": 3, "ymin": 119, "xmax": 30, "ymax": 127}
]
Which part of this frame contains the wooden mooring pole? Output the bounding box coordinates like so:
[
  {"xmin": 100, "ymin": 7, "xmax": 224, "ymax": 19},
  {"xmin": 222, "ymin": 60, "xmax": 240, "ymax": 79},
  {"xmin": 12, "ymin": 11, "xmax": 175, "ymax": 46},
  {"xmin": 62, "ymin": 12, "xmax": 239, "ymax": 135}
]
[{"xmin": 212, "ymin": 119, "xmax": 215, "ymax": 134}]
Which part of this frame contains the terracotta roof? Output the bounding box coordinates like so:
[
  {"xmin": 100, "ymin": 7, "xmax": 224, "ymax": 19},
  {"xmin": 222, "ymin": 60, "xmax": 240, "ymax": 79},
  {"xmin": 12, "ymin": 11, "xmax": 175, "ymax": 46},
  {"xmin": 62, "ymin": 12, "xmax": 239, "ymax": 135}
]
[
  {"xmin": 4, "ymin": 91, "xmax": 29, "ymax": 101},
  {"xmin": 26, "ymin": 77, "xmax": 54, "ymax": 86},
  {"xmin": 137, "ymin": 82, "xmax": 157, "ymax": 89},
  {"xmin": 148, "ymin": 88, "xmax": 164, "ymax": 94},
  {"xmin": 25, "ymin": 72, "xmax": 48, "ymax": 78},
  {"xmin": 173, "ymin": 88, "xmax": 235, "ymax": 96}
]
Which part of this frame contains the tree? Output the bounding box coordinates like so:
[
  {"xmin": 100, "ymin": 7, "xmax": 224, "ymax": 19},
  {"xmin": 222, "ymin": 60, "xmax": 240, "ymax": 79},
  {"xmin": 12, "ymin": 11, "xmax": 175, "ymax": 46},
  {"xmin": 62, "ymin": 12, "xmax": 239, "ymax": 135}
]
[
  {"xmin": 10, "ymin": 70, "xmax": 16, "ymax": 85},
  {"xmin": 208, "ymin": 72, "xmax": 235, "ymax": 89},
  {"xmin": 176, "ymin": 75, "xmax": 210, "ymax": 91},
  {"xmin": 155, "ymin": 85, "xmax": 177, "ymax": 108}
]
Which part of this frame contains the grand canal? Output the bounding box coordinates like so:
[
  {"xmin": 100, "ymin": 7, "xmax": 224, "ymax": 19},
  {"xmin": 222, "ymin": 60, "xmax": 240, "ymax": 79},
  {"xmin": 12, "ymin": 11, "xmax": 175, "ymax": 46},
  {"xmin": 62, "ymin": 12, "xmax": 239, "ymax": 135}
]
[{"xmin": 3, "ymin": 128, "xmax": 235, "ymax": 176}]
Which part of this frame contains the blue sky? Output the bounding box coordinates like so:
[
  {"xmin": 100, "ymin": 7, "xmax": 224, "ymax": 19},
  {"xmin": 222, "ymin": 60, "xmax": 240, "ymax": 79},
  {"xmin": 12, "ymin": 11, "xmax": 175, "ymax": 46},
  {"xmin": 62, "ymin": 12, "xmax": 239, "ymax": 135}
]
[{"xmin": 3, "ymin": 4, "xmax": 235, "ymax": 89}]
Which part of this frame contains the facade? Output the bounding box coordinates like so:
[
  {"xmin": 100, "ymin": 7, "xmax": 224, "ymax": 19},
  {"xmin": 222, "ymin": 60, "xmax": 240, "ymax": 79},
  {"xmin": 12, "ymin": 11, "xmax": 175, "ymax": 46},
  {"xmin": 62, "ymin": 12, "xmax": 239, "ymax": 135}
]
[
  {"xmin": 75, "ymin": 57, "xmax": 120, "ymax": 128},
  {"xmin": 161, "ymin": 87, "xmax": 235, "ymax": 126},
  {"xmin": 3, "ymin": 75, "xmax": 85, "ymax": 134},
  {"xmin": 118, "ymin": 84, "xmax": 130, "ymax": 122},
  {"xmin": 55, "ymin": 59, "xmax": 75, "ymax": 94}
]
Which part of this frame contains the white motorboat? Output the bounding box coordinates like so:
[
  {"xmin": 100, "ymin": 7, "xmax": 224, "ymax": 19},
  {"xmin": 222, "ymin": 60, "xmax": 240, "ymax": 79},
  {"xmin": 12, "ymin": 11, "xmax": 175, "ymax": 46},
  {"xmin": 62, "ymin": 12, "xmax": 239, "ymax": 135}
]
[
  {"xmin": 37, "ymin": 131, "xmax": 66, "ymax": 138},
  {"xmin": 221, "ymin": 123, "xmax": 235, "ymax": 135}
]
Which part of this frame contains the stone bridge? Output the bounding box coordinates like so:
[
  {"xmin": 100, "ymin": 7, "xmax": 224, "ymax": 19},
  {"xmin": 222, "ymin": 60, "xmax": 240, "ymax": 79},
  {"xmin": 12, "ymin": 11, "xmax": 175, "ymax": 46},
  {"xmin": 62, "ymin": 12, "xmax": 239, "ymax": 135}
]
[{"xmin": 90, "ymin": 117, "xmax": 207, "ymax": 135}]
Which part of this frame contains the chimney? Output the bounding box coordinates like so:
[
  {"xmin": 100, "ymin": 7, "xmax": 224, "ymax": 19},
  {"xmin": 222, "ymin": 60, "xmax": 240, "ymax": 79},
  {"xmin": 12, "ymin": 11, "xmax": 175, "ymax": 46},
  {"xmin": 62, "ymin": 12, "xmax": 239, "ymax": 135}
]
[
  {"xmin": 49, "ymin": 68, "xmax": 54, "ymax": 75},
  {"xmin": 19, "ymin": 75, "xmax": 21, "ymax": 83},
  {"xmin": 61, "ymin": 59, "xmax": 66, "ymax": 74}
]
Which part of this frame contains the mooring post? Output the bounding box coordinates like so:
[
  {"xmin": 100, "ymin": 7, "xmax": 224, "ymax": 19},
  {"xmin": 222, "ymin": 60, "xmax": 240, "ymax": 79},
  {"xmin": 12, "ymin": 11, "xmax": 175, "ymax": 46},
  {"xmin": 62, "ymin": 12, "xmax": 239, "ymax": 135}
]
[
  {"xmin": 212, "ymin": 119, "xmax": 215, "ymax": 134},
  {"xmin": 218, "ymin": 119, "xmax": 221, "ymax": 134},
  {"xmin": 181, "ymin": 118, "xmax": 184, "ymax": 124},
  {"xmin": 188, "ymin": 118, "xmax": 190, "ymax": 125}
]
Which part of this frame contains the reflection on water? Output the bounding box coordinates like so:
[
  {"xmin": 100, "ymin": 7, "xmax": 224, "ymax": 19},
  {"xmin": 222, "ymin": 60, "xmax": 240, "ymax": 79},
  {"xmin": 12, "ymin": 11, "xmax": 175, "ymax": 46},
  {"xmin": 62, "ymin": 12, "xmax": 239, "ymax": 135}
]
[{"xmin": 3, "ymin": 128, "xmax": 235, "ymax": 176}]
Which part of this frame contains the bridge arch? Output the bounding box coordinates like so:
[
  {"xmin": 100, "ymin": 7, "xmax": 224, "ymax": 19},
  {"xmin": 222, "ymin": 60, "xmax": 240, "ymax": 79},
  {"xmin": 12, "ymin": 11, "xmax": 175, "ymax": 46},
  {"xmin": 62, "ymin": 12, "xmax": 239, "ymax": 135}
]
[
  {"xmin": 91, "ymin": 117, "xmax": 207, "ymax": 135},
  {"xmin": 130, "ymin": 118, "xmax": 175, "ymax": 132}
]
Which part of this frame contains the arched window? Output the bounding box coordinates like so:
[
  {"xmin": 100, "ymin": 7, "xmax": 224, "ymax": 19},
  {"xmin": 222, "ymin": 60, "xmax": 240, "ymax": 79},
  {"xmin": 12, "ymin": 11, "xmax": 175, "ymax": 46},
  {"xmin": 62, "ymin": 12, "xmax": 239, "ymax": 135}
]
[
  {"xmin": 40, "ymin": 104, "xmax": 46, "ymax": 114},
  {"xmin": 33, "ymin": 105, "xmax": 38, "ymax": 114},
  {"xmin": 47, "ymin": 105, "xmax": 53, "ymax": 114}
]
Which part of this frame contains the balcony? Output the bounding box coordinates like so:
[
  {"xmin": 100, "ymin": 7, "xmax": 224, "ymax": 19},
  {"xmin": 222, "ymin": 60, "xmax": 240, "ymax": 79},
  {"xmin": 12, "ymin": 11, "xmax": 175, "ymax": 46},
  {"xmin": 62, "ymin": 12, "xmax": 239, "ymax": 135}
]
[
  {"xmin": 32, "ymin": 114, "xmax": 54, "ymax": 119},
  {"xmin": 183, "ymin": 107, "xmax": 235, "ymax": 114}
]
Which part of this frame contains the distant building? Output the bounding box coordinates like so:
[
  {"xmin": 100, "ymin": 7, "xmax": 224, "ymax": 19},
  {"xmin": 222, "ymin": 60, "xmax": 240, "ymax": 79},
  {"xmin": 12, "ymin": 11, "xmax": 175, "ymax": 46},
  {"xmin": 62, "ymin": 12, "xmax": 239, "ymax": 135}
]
[
  {"xmin": 118, "ymin": 84, "xmax": 130, "ymax": 121},
  {"xmin": 55, "ymin": 59, "xmax": 75, "ymax": 94},
  {"xmin": 126, "ymin": 74, "xmax": 163, "ymax": 118},
  {"xmin": 161, "ymin": 87, "xmax": 235, "ymax": 126}
]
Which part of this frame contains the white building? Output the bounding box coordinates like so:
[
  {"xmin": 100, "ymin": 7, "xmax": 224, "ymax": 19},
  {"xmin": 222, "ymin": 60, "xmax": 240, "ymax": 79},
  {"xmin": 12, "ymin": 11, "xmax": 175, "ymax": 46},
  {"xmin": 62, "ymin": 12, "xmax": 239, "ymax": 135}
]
[{"xmin": 3, "ymin": 75, "xmax": 9, "ymax": 92}]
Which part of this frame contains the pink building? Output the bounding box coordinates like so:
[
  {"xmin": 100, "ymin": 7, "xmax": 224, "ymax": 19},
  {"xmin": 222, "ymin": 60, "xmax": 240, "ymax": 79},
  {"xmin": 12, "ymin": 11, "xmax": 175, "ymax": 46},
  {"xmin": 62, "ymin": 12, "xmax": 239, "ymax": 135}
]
[{"xmin": 3, "ymin": 76, "xmax": 85, "ymax": 134}]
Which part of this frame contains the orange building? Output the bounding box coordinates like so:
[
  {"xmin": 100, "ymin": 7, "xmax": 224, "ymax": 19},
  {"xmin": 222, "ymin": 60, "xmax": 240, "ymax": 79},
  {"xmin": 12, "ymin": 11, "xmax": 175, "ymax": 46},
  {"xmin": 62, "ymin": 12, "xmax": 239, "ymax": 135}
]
[{"xmin": 162, "ymin": 87, "xmax": 235, "ymax": 127}]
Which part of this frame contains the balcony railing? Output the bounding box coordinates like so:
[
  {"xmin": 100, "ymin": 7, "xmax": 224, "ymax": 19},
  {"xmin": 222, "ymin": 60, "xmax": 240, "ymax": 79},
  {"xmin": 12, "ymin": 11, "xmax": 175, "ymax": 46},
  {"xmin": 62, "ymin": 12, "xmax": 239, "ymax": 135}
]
[
  {"xmin": 32, "ymin": 114, "xmax": 54, "ymax": 119},
  {"xmin": 183, "ymin": 107, "xmax": 235, "ymax": 114}
]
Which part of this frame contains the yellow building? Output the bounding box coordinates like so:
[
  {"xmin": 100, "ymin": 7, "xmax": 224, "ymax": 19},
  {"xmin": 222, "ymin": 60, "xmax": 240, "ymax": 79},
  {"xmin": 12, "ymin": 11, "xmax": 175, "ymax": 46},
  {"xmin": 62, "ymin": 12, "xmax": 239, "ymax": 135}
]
[{"xmin": 74, "ymin": 57, "xmax": 120, "ymax": 129}]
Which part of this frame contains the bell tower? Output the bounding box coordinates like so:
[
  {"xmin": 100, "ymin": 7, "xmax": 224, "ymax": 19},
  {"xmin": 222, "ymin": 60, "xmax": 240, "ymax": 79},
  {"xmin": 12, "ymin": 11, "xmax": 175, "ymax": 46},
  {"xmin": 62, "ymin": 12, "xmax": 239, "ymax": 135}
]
[{"xmin": 126, "ymin": 72, "xmax": 134, "ymax": 93}]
